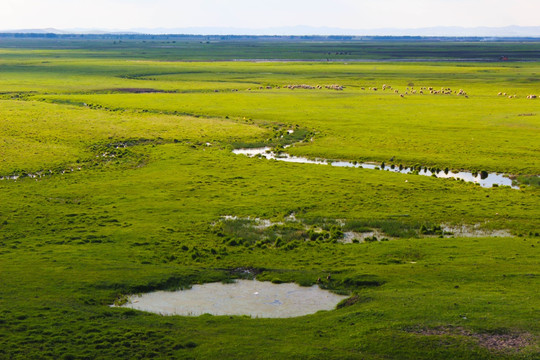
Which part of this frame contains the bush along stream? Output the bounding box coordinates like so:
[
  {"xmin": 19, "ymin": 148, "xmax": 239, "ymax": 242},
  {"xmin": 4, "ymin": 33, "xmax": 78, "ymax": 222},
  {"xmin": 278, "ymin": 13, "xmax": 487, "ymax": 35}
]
[{"xmin": 233, "ymin": 144, "xmax": 526, "ymax": 189}]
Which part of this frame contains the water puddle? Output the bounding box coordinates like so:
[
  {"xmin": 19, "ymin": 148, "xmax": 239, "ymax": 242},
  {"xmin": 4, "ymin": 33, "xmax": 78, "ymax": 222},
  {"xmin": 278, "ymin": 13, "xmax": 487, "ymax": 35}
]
[
  {"xmin": 233, "ymin": 147, "xmax": 518, "ymax": 189},
  {"xmin": 342, "ymin": 230, "xmax": 389, "ymax": 243},
  {"xmin": 218, "ymin": 215, "xmax": 513, "ymax": 243},
  {"xmin": 0, "ymin": 168, "xmax": 81, "ymax": 181},
  {"xmin": 114, "ymin": 280, "xmax": 348, "ymax": 318},
  {"xmin": 441, "ymin": 224, "xmax": 512, "ymax": 238}
]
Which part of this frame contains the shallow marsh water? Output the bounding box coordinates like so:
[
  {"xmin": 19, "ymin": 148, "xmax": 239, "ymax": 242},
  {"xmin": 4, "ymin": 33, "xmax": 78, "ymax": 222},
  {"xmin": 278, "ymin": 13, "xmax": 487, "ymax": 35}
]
[
  {"xmin": 220, "ymin": 215, "xmax": 514, "ymax": 242},
  {"xmin": 114, "ymin": 280, "xmax": 348, "ymax": 318},
  {"xmin": 233, "ymin": 147, "xmax": 518, "ymax": 189}
]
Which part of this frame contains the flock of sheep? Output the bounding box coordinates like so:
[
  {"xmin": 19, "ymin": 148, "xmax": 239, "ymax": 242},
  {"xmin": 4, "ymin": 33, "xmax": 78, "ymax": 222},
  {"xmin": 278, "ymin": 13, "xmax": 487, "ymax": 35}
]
[
  {"xmin": 234, "ymin": 84, "xmax": 537, "ymax": 99},
  {"xmin": 498, "ymin": 92, "xmax": 538, "ymax": 99},
  {"xmin": 362, "ymin": 84, "xmax": 468, "ymax": 98},
  {"xmin": 243, "ymin": 84, "xmax": 345, "ymax": 91},
  {"xmin": 283, "ymin": 84, "xmax": 344, "ymax": 90}
]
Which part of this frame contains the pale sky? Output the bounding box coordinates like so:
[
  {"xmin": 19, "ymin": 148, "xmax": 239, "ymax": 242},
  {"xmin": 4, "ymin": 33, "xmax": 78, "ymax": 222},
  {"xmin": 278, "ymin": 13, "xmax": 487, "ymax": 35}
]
[{"xmin": 0, "ymin": 0, "xmax": 538, "ymax": 32}]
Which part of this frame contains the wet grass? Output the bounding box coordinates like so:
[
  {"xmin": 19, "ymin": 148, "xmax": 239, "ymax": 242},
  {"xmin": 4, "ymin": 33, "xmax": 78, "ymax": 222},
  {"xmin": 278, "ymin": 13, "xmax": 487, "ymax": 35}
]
[{"xmin": 515, "ymin": 175, "xmax": 540, "ymax": 187}]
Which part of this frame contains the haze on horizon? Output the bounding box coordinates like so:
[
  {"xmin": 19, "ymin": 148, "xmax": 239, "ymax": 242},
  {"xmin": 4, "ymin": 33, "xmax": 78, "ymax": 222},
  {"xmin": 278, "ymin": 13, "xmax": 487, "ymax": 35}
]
[{"xmin": 1, "ymin": 0, "xmax": 538, "ymax": 34}]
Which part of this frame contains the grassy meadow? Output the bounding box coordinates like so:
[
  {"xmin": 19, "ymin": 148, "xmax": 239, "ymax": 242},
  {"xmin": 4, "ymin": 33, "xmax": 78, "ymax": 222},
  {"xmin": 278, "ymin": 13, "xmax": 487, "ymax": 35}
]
[{"xmin": 0, "ymin": 40, "xmax": 539, "ymax": 359}]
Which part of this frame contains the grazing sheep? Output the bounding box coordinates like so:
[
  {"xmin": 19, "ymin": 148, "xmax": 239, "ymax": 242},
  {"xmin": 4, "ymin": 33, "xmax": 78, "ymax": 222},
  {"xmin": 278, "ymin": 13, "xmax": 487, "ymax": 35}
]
[
  {"xmin": 400, "ymin": 94, "xmax": 404, "ymax": 98},
  {"xmin": 326, "ymin": 84, "xmax": 343, "ymax": 91}
]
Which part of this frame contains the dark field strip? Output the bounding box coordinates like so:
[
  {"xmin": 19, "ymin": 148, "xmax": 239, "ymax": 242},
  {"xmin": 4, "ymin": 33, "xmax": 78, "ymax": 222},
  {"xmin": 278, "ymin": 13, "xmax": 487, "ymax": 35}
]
[{"xmin": 1, "ymin": 37, "xmax": 540, "ymax": 61}]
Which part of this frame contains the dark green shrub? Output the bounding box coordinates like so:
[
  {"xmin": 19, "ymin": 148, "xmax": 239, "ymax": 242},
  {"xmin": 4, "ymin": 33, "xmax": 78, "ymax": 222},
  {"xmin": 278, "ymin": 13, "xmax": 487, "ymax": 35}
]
[{"xmin": 480, "ymin": 170, "xmax": 489, "ymax": 179}]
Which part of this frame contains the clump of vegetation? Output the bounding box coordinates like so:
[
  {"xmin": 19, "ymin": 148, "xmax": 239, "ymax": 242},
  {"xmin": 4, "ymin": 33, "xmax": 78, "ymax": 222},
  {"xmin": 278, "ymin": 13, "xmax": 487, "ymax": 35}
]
[
  {"xmin": 514, "ymin": 175, "xmax": 540, "ymax": 188},
  {"xmin": 342, "ymin": 220, "xmax": 373, "ymax": 233},
  {"xmin": 215, "ymin": 216, "xmax": 466, "ymax": 246},
  {"xmin": 232, "ymin": 126, "xmax": 312, "ymax": 149},
  {"xmin": 306, "ymin": 226, "xmax": 343, "ymax": 242},
  {"xmin": 419, "ymin": 224, "xmax": 444, "ymax": 235},
  {"xmin": 343, "ymin": 218, "xmax": 420, "ymax": 238},
  {"xmin": 479, "ymin": 170, "xmax": 489, "ymax": 180},
  {"xmin": 213, "ymin": 218, "xmax": 308, "ymax": 247},
  {"xmin": 340, "ymin": 274, "xmax": 384, "ymax": 288}
]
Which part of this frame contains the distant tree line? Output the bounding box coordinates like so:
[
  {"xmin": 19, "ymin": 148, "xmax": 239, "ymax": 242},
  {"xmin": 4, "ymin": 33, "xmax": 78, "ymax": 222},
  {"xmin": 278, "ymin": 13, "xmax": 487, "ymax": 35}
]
[{"xmin": 1, "ymin": 33, "xmax": 539, "ymax": 42}]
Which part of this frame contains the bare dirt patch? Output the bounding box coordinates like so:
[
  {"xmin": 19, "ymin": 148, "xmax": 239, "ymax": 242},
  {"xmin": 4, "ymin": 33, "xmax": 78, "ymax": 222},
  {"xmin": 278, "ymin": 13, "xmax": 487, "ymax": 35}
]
[{"xmin": 407, "ymin": 326, "xmax": 537, "ymax": 352}]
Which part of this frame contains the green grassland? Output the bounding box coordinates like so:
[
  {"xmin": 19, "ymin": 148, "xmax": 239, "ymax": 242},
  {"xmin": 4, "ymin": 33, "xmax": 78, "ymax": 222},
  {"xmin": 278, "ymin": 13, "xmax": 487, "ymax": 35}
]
[
  {"xmin": 1, "ymin": 37, "xmax": 540, "ymax": 60},
  {"xmin": 0, "ymin": 41, "xmax": 539, "ymax": 359}
]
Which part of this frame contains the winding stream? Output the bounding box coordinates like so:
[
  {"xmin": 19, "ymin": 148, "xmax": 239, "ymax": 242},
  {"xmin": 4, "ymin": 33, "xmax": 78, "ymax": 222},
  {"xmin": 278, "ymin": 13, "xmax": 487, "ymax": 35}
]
[{"xmin": 233, "ymin": 147, "xmax": 518, "ymax": 189}]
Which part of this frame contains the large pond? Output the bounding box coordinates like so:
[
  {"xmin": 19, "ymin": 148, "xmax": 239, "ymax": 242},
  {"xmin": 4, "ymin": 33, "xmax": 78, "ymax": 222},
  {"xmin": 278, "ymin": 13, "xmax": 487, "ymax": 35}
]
[
  {"xmin": 233, "ymin": 147, "xmax": 518, "ymax": 189},
  {"xmin": 114, "ymin": 280, "xmax": 348, "ymax": 318}
]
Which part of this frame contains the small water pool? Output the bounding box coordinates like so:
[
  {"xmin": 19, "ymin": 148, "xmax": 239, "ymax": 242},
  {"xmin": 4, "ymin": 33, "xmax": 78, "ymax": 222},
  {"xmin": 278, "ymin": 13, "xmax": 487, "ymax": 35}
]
[{"xmin": 114, "ymin": 280, "xmax": 348, "ymax": 318}]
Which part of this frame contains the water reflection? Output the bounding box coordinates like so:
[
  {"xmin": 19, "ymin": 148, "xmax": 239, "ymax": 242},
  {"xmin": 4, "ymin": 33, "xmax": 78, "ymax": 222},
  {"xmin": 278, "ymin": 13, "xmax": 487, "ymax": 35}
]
[{"xmin": 233, "ymin": 147, "xmax": 518, "ymax": 189}]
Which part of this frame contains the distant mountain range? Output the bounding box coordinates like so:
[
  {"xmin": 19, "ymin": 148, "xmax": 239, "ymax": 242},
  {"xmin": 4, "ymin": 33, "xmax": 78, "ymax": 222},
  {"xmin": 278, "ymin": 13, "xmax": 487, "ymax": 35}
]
[{"xmin": 3, "ymin": 26, "xmax": 540, "ymax": 37}]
